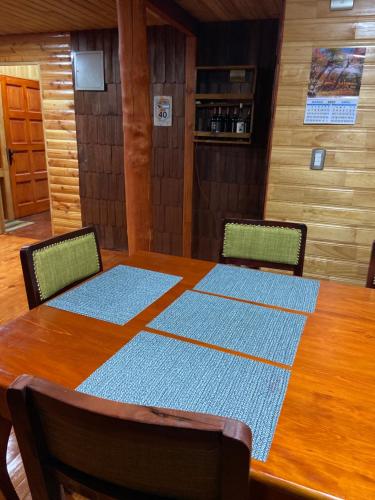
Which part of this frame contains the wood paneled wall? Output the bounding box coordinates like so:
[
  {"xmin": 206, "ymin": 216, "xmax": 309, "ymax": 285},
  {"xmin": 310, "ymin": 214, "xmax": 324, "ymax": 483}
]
[
  {"xmin": 148, "ymin": 26, "xmax": 186, "ymax": 256},
  {"xmin": 71, "ymin": 30, "xmax": 127, "ymax": 250},
  {"xmin": 266, "ymin": 0, "xmax": 375, "ymax": 285},
  {"xmin": 0, "ymin": 32, "xmax": 81, "ymax": 233},
  {"xmin": 193, "ymin": 20, "xmax": 279, "ymax": 261},
  {"xmin": 0, "ymin": 65, "xmax": 39, "ymax": 80}
]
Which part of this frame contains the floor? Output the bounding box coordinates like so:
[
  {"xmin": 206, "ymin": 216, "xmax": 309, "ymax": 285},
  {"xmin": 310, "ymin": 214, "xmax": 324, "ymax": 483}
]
[
  {"xmin": 0, "ymin": 211, "xmax": 52, "ymax": 325},
  {"xmin": 0, "ymin": 211, "xmax": 82, "ymax": 499}
]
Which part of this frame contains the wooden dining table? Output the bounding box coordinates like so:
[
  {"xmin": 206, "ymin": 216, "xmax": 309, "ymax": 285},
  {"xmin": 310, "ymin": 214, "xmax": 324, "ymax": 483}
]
[{"xmin": 0, "ymin": 250, "xmax": 374, "ymax": 500}]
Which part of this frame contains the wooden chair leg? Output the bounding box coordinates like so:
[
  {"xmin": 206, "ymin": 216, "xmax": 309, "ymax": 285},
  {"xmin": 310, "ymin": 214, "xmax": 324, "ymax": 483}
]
[{"xmin": 0, "ymin": 416, "xmax": 18, "ymax": 500}]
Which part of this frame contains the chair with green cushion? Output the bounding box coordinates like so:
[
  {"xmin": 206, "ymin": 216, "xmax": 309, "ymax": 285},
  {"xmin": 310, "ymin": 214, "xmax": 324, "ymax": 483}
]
[
  {"xmin": 366, "ymin": 241, "xmax": 375, "ymax": 289},
  {"xmin": 220, "ymin": 218, "xmax": 307, "ymax": 276},
  {"xmin": 20, "ymin": 226, "xmax": 103, "ymax": 309}
]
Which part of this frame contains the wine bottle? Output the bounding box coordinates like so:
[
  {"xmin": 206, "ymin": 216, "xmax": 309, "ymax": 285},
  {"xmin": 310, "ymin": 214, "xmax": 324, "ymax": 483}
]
[
  {"xmin": 210, "ymin": 107, "xmax": 218, "ymax": 133},
  {"xmin": 217, "ymin": 106, "xmax": 224, "ymax": 132},
  {"xmin": 224, "ymin": 107, "xmax": 231, "ymax": 132},
  {"xmin": 236, "ymin": 103, "xmax": 245, "ymax": 134},
  {"xmin": 245, "ymin": 107, "xmax": 251, "ymax": 133},
  {"xmin": 231, "ymin": 108, "xmax": 238, "ymax": 133},
  {"xmin": 196, "ymin": 111, "xmax": 204, "ymax": 131}
]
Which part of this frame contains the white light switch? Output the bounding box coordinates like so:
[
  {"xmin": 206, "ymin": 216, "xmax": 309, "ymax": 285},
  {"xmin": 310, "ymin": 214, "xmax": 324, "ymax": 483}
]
[
  {"xmin": 330, "ymin": 0, "xmax": 354, "ymax": 11},
  {"xmin": 310, "ymin": 149, "xmax": 326, "ymax": 170}
]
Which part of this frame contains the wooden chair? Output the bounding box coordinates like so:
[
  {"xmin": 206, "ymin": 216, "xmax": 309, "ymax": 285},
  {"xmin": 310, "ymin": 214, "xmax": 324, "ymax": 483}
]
[
  {"xmin": 366, "ymin": 241, "xmax": 375, "ymax": 288},
  {"xmin": 220, "ymin": 219, "xmax": 307, "ymax": 277},
  {"xmin": 7, "ymin": 375, "xmax": 252, "ymax": 500},
  {"xmin": 20, "ymin": 225, "xmax": 102, "ymax": 309}
]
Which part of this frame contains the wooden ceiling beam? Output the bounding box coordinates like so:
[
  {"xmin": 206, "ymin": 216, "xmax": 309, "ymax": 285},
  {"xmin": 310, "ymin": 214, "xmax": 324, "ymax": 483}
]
[{"xmin": 146, "ymin": 0, "xmax": 198, "ymax": 36}]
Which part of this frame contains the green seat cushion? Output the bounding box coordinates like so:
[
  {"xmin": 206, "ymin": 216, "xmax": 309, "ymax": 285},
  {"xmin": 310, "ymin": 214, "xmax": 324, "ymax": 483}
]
[
  {"xmin": 33, "ymin": 233, "xmax": 100, "ymax": 301},
  {"xmin": 223, "ymin": 223, "xmax": 302, "ymax": 266}
]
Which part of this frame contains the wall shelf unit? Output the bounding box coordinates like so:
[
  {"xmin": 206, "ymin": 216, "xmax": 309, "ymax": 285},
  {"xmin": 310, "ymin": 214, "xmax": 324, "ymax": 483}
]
[{"xmin": 195, "ymin": 65, "xmax": 257, "ymax": 145}]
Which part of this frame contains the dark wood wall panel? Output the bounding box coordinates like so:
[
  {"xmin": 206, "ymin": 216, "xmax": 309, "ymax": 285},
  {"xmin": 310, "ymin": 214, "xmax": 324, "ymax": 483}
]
[
  {"xmin": 71, "ymin": 29, "xmax": 127, "ymax": 250},
  {"xmin": 193, "ymin": 20, "xmax": 279, "ymax": 260},
  {"xmin": 148, "ymin": 26, "xmax": 186, "ymax": 256}
]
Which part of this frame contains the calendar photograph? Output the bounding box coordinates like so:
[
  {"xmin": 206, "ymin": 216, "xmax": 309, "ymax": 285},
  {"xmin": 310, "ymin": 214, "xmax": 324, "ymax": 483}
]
[
  {"xmin": 307, "ymin": 47, "xmax": 366, "ymax": 98},
  {"xmin": 304, "ymin": 47, "xmax": 366, "ymax": 125}
]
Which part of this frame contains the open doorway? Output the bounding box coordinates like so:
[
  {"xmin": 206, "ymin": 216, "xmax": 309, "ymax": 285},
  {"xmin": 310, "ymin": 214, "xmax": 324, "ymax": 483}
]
[{"xmin": 0, "ymin": 64, "xmax": 52, "ymax": 239}]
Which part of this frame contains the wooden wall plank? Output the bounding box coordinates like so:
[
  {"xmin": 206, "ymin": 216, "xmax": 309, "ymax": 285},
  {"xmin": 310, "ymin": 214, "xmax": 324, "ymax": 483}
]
[
  {"xmin": 182, "ymin": 35, "xmax": 196, "ymax": 257},
  {"xmin": 0, "ymin": 32, "xmax": 81, "ymax": 233},
  {"xmin": 149, "ymin": 26, "xmax": 186, "ymax": 256},
  {"xmin": 71, "ymin": 29, "xmax": 127, "ymax": 250},
  {"xmin": 266, "ymin": 0, "xmax": 375, "ymax": 284},
  {"xmin": 192, "ymin": 20, "xmax": 279, "ymax": 261}
]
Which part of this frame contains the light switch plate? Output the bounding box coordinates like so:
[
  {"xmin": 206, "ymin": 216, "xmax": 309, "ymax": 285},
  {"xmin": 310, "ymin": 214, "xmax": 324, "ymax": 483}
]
[
  {"xmin": 330, "ymin": 0, "xmax": 354, "ymax": 11},
  {"xmin": 310, "ymin": 149, "xmax": 326, "ymax": 170}
]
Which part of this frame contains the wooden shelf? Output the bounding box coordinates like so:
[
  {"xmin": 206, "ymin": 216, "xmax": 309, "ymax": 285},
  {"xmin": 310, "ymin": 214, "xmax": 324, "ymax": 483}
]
[
  {"xmin": 194, "ymin": 131, "xmax": 250, "ymax": 139},
  {"xmin": 194, "ymin": 65, "xmax": 256, "ymax": 147},
  {"xmin": 196, "ymin": 65, "xmax": 257, "ymax": 71},
  {"xmin": 195, "ymin": 93, "xmax": 253, "ymax": 101},
  {"xmin": 194, "ymin": 139, "xmax": 251, "ymax": 146},
  {"xmin": 194, "ymin": 131, "xmax": 251, "ymax": 145},
  {"xmin": 196, "ymin": 102, "xmax": 253, "ymax": 108}
]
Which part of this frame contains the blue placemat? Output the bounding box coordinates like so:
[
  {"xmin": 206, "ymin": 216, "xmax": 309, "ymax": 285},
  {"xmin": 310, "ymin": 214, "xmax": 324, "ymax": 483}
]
[
  {"xmin": 194, "ymin": 264, "xmax": 320, "ymax": 313},
  {"xmin": 47, "ymin": 265, "xmax": 182, "ymax": 325},
  {"xmin": 148, "ymin": 291, "xmax": 306, "ymax": 365},
  {"xmin": 77, "ymin": 331, "xmax": 290, "ymax": 462}
]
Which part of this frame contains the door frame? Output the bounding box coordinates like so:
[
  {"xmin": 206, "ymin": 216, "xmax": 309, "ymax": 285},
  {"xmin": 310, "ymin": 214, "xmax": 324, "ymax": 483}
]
[
  {"xmin": 0, "ymin": 63, "xmax": 51, "ymax": 221},
  {"xmin": 0, "ymin": 82, "xmax": 14, "ymax": 220}
]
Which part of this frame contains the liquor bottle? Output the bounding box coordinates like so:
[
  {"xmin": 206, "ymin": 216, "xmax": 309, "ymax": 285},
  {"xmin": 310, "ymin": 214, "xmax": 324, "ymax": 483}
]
[
  {"xmin": 210, "ymin": 108, "xmax": 218, "ymax": 133},
  {"xmin": 236, "ymin": 103, "xmax": 245, "ymax": 134},
  {"xmin": 245, "ymin": 107, "xmax": 252, "ymax": 133},
  {"xmin": 196, "ymin": 111, "xmax": 204, "ymax": 131},
  {"xmin": 224, "ymin": 107, "xmax": 231, "ymax": 132},
  {"xmin": 216, "ymin": 106, "xmax": 224, "ymax": 132},
  {"xmin": 231, "ymin": 108, "xmax": 238, "ymax": 133}
]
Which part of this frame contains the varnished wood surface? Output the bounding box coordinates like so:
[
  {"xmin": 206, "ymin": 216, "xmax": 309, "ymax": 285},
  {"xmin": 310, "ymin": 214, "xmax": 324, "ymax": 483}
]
[
  {"xmin": 176, "ymin": 0, "xmax": 282, "ymax": 21},
  {"xmin": 193, "ymin": 20, "xmax": 279, "ymax": 261},
  {"xmin": 71, "ymin": 29, "xmax": 128, "ymax": 252},
  {"xmin": 1, "ymin": 75, "xmax": 49, "ymax": 218},
  {"xmin": 0, "ymin": 212, "xmax": 52, "ymax": 325},
  {"xmin": 266, "ymin": 0, "xmax": 375, "ymax": 285},
  {"xmin": 0, "ymin": 0, "xmax": 281, "ymax": 37},
  {"xmin": 148, "ymin": 25, "xmax": 186, "ymax": 257},
  {"xmin": 182, "ymin": 35, "xmax": 196, "ymax": 258},
  {"xmin": 117, "ymin": 0, "xmax": 152, "ymax": 254},
  {"xmin": 0, "ymin": 1, "xmax": 169, "ymax": 35},
  {"xmin": 0, "ymin": 250, "xmax": 374, "ymax": 498},
  {"xmin": 0, "ymin": 32, "xmax": 81, "ymax": 235}
]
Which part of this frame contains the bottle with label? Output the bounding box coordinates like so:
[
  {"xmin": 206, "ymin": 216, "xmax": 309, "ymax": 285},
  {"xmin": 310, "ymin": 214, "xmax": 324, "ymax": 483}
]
[
  {"xmin": 245, "ymin": 107, "xmax": 252, "ymax": 133},
  {"xmin": 210, "ymin": 108, "xmax": 218, "ymax": 133},
  {"xmin": 231, "ymin": 108, "xmax": 238, "ymax": 133},
  {"xmin": 236, "ymin": 103, "xmax": 245, "ymax": 134}
]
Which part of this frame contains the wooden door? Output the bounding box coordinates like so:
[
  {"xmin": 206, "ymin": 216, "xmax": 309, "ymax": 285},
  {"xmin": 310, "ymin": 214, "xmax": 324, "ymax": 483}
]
[{"xmin": 0, "ymin": 76, "xmax": 49, "ymax": 217}]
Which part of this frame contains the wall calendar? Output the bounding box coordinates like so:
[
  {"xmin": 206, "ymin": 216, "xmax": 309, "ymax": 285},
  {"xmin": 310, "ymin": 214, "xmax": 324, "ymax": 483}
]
[{"xmin": 304, "ymin": 47, "xmax": 366, "ymax": 125}]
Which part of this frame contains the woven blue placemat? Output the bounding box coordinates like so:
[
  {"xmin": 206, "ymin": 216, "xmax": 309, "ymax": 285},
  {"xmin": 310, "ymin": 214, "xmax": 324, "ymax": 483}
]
[
  {"xmin": 77, "ymin": 331, "xmax": 290, "ymax": 462},
  {"xmin": 194, "ymin": 264, "xmax": 320, "ymax": 313},
  {"xmin": 47, "ymin": 265, "xmax": 182, "ymax": 325},
  {"xmin": 148, "ymin": 291, "xmax": 306, "ymax": 365}
]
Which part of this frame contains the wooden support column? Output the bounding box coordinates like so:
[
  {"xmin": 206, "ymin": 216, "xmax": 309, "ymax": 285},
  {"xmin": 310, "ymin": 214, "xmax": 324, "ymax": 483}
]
[
  {"xmin": 117, "ymin": 0, "xmax": 152, "ymax": 254},
  {"xmin": 182, "ymin": 36, "xmax": 196, "ymax": 257}
]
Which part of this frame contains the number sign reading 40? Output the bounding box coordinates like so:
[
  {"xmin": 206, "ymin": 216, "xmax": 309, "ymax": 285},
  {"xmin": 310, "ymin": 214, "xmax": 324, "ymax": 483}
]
[{"xmin": 153, "ymin": 96, "xmax": 172, "ymax": 127}]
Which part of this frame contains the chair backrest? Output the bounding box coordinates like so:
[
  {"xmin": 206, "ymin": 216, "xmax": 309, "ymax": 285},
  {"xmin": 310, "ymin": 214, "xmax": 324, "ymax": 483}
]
[
  {"xmin": 220, "ymin": 219, "xmax": 307, "ymax": 276},
  {"xmin": 366, "ymin": 241, "xmax": 375, "ymax": 289},
  {"xmin": 20, "ymin": 225, "xmax": 102, "ymax": 309},
  {"xmin": 7, "ymin": 375, "xmax": 252, "ymax": 500}
]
